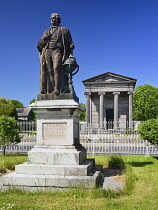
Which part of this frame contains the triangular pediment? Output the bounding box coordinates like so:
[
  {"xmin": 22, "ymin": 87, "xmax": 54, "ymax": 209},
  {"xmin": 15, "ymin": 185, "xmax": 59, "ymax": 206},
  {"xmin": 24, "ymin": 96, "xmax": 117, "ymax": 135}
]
[{"xmin": 82, "ymin": 72, "xmax": 137, "ymax": 83}]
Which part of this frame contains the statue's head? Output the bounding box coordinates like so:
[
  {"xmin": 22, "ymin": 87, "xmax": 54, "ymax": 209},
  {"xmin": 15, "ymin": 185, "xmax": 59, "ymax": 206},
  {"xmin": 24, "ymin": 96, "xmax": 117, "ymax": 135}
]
[{"xmin": 50, "ymin": 13, "xmax": 61, "ymax": 26}]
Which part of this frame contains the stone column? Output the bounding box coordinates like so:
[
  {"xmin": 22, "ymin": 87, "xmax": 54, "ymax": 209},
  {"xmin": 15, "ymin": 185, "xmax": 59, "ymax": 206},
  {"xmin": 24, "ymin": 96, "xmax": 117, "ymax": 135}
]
[
  {"xmin": 128, "ymin": 91, "xmax": 133, "ymax": 128},
  {"xmin": 98, "ymin": 92, "xmax": 105, "ymax": 128},
  {"xmin": 113, "ymin": 92, "xmax": 120, "ymax": 130},
  {"xmin": 84, "ymin": 92, "xmax": 91, "ymax": 125}
]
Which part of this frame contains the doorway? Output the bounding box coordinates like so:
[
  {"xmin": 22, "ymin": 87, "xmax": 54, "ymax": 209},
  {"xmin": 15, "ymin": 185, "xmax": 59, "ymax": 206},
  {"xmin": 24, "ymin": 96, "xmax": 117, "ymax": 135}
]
[{"xmin": 106, "ymin": 109, "xmax": 114, "ymax": 129}]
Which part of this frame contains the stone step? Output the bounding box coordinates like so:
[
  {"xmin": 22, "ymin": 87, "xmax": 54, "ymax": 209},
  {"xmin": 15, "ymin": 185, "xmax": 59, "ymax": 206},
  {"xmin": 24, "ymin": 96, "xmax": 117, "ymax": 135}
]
[
  {"xmin": 2, "ymin": 171, "xmax": 102, "ymax": 191},
  {"xmin": 28, "ymin": 146, "xmax": 86, "ymax": 165},
  {"xmin": 15, "ymin": 159, "xmax": 95, "ymax": 176}
]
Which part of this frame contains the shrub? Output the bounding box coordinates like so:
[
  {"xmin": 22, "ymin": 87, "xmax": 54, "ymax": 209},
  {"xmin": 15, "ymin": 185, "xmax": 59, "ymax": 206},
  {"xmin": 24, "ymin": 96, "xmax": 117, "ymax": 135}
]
[
  {"xmin": 138, "ymin": 118, "xmax": 158, "ymax": 146},
  {"xmin": 0, "ymin": 116, "xmax": 21, "ymax": 155}
]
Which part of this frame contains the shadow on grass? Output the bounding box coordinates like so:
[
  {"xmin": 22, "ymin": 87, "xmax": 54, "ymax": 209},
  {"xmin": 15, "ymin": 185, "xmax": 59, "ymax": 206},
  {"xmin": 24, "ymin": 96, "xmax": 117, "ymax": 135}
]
[{"xmin": 128, "ymin": 162, "xmax": 154, "ymax": 167}]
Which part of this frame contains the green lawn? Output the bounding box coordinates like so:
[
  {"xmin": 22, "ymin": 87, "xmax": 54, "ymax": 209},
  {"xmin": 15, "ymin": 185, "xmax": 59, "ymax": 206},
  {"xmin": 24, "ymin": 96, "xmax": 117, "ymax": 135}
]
[{"xmin": 0, "ymin": 155, "xmax": 158, "ymax": 210}]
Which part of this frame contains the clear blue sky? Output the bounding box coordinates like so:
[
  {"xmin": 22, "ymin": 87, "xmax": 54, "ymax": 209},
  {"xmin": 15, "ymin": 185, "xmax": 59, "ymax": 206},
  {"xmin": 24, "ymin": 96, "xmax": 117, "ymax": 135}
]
[{"xmin": 0, "ymin": 0, "xmax": 158, "ymax": 107}]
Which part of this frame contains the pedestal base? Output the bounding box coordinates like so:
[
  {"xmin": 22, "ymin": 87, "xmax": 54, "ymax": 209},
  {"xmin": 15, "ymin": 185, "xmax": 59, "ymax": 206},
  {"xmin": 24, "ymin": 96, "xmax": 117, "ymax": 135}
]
[
  {"xmin": 27, "ymin": 145, "xmax": 86, "ymax": 165},
  {"xmin": 2, "ymin": 145, "xmax": 103, "ymax": 191},
  {"xmin": 2, "ymin": 171, "xmax": 101, "ymax": 192},
  {"xmin": 37, "ymin": 93, "xmax": 79, "ymax": 103},
  {"xmin": 1, "ymin": 99, "xmax": 103, "ymax": 191}
]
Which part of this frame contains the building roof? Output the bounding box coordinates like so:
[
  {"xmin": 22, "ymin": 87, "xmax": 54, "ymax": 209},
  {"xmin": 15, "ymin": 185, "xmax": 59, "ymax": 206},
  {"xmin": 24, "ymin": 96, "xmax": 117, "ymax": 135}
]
[
  {"xmin": 82, "ymin": 72, "xmax": 137, "ymax": 84},
  {"xmin": 16, "ymin": 108, "xmax": 32, "ymax": 117}
]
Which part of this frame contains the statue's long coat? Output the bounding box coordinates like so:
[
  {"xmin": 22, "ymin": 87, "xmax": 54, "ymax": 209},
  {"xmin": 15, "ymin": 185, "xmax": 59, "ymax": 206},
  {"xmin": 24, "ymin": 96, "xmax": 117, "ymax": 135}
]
[{"xmin": 37, "ymin": 26, "xmax": 74, "ymax": 94}]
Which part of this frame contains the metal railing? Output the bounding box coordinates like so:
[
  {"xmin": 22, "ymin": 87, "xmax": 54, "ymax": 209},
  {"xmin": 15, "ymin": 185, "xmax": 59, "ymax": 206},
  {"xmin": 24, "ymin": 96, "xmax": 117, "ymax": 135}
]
[
  {"xmin": 0, "ymin": 121, "xmax": 158, "ymax": 156},
  {"xmin": 80, "ymin": 139, "xmax": 158, "ymax": 156},
  {"xmin": 1, "ymin": 137, "xmax": 157, "ymax": 156}
]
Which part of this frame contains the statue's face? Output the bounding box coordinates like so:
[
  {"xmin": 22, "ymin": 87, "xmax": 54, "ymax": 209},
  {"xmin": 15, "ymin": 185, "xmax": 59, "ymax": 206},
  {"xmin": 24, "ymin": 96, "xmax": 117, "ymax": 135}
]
[{"xmin": 51, "ymin": 16, "xmax": 60, "ymax": 26}]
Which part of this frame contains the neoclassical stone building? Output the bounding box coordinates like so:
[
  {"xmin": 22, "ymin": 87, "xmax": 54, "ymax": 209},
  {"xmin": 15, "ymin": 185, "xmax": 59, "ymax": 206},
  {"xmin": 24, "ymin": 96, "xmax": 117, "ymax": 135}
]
[{"xmin": 82, "ymin": 72, "xmax": 137, "ymax": 130}]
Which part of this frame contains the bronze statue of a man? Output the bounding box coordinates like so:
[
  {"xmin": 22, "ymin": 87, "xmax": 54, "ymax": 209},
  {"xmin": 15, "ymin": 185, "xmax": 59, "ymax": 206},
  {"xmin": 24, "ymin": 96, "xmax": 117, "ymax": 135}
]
[{"xmin": 37, "ymin": 13, "xmax": 75, "ymax": 94}]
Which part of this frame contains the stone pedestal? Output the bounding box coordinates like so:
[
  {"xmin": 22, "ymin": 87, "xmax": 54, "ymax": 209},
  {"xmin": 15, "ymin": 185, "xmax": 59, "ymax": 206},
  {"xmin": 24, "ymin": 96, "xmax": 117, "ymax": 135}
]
[{"xmin": 1, "ymin": 99, "xmax": 103, "ymax": 191}]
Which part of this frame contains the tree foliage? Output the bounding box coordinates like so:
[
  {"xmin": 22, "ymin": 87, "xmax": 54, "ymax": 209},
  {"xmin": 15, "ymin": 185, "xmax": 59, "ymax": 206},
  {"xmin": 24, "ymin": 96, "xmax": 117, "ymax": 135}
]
[
  {"xmin": 138, "ymin": 118, "xmax": 158, "ymax": 146},
  {"xmin": 11, "ymin": 100, "xmax": 24, "ymax": 108},
  {"xmin": 0, "ymin": 97, "xmax": 17, "ymax": 119},
  {"xmin": 79, "ymin": 103, "xmax": 86, "ymax": 121},
  {"xmin": 0, "ymin": 116, "xmax": 21, "ymax": 155},
  {"xmin": 30, "ymin": 99, "xmax": 36, "ymax": 104},
  {"xmin": 133, "ymin": 84, "xmax": 158, "ymax": 121}
]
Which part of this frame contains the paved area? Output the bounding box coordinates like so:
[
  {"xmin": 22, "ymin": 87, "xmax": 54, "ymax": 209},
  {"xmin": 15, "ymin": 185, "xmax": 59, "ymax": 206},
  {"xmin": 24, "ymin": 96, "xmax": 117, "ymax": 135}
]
[
  {"xmin": 101, "ymin": 168, "xmax": 125, "ymax": 191},
  {"xmin": 103, "ymin": 176, "xmax": 125, "ymax": 191}
]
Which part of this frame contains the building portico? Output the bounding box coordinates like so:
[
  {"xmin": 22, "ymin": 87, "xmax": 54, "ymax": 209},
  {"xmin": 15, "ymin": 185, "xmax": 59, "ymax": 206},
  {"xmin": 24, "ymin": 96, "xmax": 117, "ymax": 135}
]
[{"xmin": 83, "ymin": 72, "xmax": 137, "ymax": 130}]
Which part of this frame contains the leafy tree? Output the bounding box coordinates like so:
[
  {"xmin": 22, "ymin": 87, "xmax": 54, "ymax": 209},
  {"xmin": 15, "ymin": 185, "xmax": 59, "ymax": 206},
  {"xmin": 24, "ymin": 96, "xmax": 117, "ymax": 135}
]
[
  {"xmin": 133, "ymin": 84, "xmax": 158, "ymax": 121},
  {"xmin": 30, "ymin": 99, "xmax": 36, "ymax": 104},
  {"xmin": 138, "ymin": 118, "xmax": 158, "ymax": 146},
  {"xmin": 11, "ymin": 100, "xmax": 24, "ymax": 108},
  {"xmin": 0, "ymin": 97, "xmax": 17, "ymax": 119},
  {"xmin": 0, "ymin": 116, "xmax": 21, "ymax": 155},
  {"xmin": 80, "ymin": 103, "xmax": 86, "ymax": 121},
  {"xmin": 0, "ymin": 97, "xmax": 6, "ymax": 103}
]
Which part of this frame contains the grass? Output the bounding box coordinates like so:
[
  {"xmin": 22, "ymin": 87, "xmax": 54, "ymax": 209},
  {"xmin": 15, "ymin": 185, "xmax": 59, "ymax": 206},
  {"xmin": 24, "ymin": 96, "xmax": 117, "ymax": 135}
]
[
  {"xmin": 0, "ymin": 154, "xmax": 27, "ymax": 173},
  {"xmin": 0, "ymin": 155, "xmax": 158, "ymax": 209},
  {"xmin": 108, "ymin": 155, "xmax": 126, "ymax": 171}
]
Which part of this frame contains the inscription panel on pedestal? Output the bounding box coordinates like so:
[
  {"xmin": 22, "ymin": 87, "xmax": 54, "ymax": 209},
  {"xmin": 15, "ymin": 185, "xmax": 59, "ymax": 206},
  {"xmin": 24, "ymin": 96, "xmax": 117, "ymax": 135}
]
[{"xmin": 43, "ymin": 123, "xmax": 67, "ymax": 140}]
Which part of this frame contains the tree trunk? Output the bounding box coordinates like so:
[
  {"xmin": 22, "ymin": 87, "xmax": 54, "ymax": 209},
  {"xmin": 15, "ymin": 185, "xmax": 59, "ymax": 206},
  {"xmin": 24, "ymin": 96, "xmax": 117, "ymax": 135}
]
[{"xmin": 3, "ymin": 148, "xmax": 5, "ymax": 156}]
